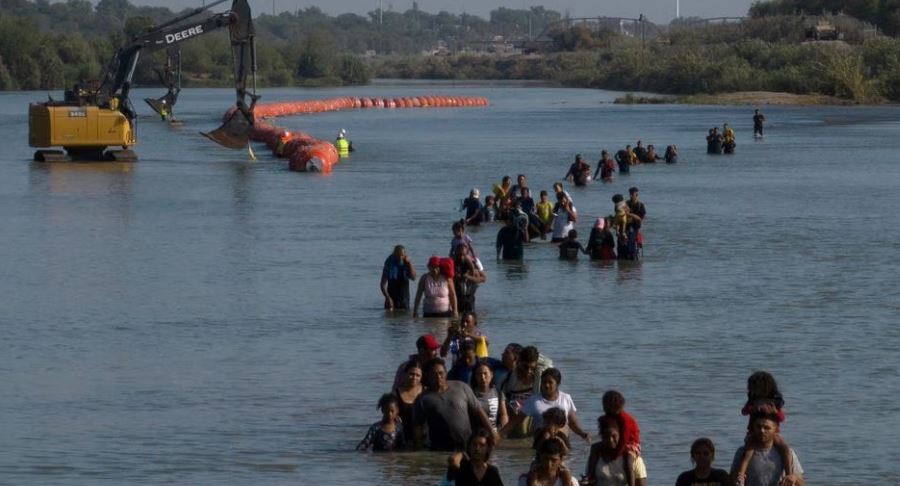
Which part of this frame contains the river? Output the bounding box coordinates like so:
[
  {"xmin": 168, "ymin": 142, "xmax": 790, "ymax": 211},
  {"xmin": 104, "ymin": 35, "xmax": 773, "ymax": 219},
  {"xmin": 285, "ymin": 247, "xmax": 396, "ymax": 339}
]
[{"xmin": 1, "ymin": 81, "xmax": 898, "ymax": 485}]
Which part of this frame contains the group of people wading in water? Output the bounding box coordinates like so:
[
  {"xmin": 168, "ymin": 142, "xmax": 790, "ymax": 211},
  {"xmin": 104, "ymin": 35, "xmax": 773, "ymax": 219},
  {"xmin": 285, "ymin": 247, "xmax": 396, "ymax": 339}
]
[
  {"xmin": 358, "ymin": 325, "xmax": 804, "ymax": 486},
  {"xmin": 707, "ymin": 109, "xmax": 767, "ymax": 155},
  {"xmin": 367, "ymin": 110, "xmax": 801, "ymax": 485}
]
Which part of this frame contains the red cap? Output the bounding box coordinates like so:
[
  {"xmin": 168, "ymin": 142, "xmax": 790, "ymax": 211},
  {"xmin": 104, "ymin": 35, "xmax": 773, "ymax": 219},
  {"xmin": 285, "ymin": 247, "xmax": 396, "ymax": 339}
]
[
  {"xmin": 427, "ymin": 256, "xmax": 442, "ymax": 268},
  {"xmin": 417, "ymin": 334, "xmax": 440, "ymax": 350},
  {"xmin": 439, "ymin": 257, "xmax": 455, "ymax": 280}
]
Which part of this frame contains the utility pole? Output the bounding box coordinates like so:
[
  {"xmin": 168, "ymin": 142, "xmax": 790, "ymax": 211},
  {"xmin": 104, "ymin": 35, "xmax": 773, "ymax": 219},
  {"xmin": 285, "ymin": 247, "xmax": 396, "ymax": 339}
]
[
  {"xmin": 676, "ymin": 0, "xmax": 680, "ymax": 19},
  {"xmin": 639, "ymin": 13, "xmax": 645, "ymax": 49}
]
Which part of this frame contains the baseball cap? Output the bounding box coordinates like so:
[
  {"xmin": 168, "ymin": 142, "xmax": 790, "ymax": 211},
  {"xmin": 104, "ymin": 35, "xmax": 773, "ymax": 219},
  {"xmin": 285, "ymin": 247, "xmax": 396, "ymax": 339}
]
[{"xmin": 416, "ymin": 334, "xmax": 440, "ymax": 350}]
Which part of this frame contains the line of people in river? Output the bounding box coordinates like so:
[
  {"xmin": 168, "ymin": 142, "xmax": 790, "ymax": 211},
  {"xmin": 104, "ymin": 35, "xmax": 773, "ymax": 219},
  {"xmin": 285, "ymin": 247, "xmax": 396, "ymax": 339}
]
[
  {"xmin": 358, "ymin": 321, "xmax": 805, "ymax": 486},
  {"xmin": 457, "ymin": 175, "xmax": 647, "ymax": 263},
  {"xmin": 379, "ymin": 182, "xmax": 647, "ymax": 319},
  {"xmin": 561, "ymin": 141, "xmax": 679, "ymax": 188}
]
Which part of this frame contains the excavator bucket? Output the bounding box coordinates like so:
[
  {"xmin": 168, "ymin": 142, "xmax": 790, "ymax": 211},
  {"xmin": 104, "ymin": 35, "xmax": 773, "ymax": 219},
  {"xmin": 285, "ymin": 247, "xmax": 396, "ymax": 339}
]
[
  {"xmin": 144, "ymin": 51, "xmax": 180, "ymax": 119},
  {"xmin": 202, "ymin": 0, "xmax": 256, "ymax": 150},
  {"xmin": 202, "ymin": 105, "xmax": 252, "ymax": 149},
  {"xmin": 143, "ymin": 96, "xmax": 167, "ymax": 117}
]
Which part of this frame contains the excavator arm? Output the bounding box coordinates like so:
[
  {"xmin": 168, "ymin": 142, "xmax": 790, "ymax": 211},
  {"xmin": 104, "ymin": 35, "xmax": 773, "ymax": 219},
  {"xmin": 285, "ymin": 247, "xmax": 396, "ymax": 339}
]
[
  {"xmin": 97, "ymin": 0, "xmax": 257, "ymax": 149},
  {"xmin": 143, "ymin": 49, "xmax": 180, "ymax": 120}
]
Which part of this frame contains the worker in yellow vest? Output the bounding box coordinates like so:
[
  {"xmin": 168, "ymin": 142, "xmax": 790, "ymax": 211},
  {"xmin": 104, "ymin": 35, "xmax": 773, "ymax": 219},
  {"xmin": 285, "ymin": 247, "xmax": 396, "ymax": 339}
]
[
  {"xmin": 335, "ymin": 129, "xmax": 350, "ymax": 157},
  {"xmin": 275, "ymin": 131, "xmax": 291, "ymax": 156}
]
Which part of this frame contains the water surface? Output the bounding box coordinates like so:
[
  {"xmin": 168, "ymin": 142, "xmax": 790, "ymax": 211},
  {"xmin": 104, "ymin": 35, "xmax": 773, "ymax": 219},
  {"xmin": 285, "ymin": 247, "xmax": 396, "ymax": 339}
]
[{"xmin": 1, "ymin": 83, "xmax": 899, "ymax": 484}]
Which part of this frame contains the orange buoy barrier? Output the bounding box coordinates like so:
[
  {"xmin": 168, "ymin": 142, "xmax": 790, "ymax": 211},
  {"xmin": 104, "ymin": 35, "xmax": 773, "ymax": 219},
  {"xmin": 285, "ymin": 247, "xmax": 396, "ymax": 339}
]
[
  {"xmin": 246, "ymin": 121, "xmax": 338, "ymax": 173},
  {"xmin": 248, "ymin": 95, "xmax": 489, "ymax": 119},
  {"xmin": 224, "ymin": 95, "xmax": 489, "ymax": 173}
]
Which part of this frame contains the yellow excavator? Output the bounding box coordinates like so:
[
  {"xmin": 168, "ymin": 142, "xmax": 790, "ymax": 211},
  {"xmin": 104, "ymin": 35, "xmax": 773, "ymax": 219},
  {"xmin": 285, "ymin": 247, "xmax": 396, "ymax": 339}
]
[{"xmin": 28, "ymin": 0, "xmax": 258, "ymax": 162}]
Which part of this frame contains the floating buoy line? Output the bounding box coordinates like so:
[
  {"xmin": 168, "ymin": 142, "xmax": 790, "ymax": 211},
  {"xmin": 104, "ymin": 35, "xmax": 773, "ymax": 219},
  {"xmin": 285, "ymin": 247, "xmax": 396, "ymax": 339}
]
[{"xmin": 224, "ymin": 95, "xmax": 489, "ymax": 173}]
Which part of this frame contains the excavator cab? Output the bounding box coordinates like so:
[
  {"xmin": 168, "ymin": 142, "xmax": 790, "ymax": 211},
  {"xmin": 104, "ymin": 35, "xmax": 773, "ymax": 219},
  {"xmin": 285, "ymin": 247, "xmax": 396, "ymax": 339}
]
[{"xmin": 28, "ymin": 0, "xmax": 257, "ymax": 162}]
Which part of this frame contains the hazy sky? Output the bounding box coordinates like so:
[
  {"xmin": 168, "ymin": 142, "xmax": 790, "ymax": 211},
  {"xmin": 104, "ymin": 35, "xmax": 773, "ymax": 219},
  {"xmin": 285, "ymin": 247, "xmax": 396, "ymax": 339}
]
[{"xmin": 130, "ymin": 0, "xmax": 757, "ymax": 24}]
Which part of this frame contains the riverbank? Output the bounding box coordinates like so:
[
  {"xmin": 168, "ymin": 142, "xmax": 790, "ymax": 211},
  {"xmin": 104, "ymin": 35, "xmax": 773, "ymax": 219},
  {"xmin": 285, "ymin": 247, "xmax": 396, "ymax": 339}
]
[
  {"xmin": 677, "ymin": 91, "xmax": 858, "ymax": 106},
  {"xmin": 612, "ymin": 91, "xmax": 859, "ymax": 106}
]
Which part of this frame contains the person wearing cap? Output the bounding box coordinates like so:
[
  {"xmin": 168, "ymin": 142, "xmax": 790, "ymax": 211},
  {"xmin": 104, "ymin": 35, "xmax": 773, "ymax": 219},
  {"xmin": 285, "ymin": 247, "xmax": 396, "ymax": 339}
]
[
  {"xmin": 335, "ymin": 129, "xmax": 350, "ymax": 157},
  {"xmin": 381, "ymin": 245, "xmax": 416, "ymax": 311},
  {"xmin": 413, "ymin": 256, "xmax": 458, "ymax": 318},
  {"xmin": 275, "ymin": 131, "xmax": 292, "ymax": 157},
  {"xmin": 460, "ymin": 188, "xmax": 484, "ymax": 226},
  {"xmin": 564, "ymin": 154, "xmax": 592, "ymax": 187},
  {"xmin": 393, "ymin": 334, "xmax": 441, "ymax": 389},
  {"xmin": 159, "ymin": 98, "xmax": 169, "ymax": 121}
]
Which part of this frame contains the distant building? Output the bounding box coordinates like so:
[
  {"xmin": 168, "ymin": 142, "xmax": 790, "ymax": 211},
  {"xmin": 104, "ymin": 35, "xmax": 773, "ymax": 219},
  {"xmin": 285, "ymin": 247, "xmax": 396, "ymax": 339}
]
[{"xmin": 424, "ymin": 41, "xmax": 451, "ymax": 56}]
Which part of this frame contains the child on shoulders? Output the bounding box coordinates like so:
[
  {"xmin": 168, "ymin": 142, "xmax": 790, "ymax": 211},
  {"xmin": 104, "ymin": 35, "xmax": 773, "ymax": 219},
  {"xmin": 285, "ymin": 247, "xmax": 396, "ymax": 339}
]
[
  {"xmin": 734, "ymin": 371, "xmax": 792, "ymax": 486},
  {"xmin": 602, "ymin": 390, "xmax": 641, "ymax": 486}
]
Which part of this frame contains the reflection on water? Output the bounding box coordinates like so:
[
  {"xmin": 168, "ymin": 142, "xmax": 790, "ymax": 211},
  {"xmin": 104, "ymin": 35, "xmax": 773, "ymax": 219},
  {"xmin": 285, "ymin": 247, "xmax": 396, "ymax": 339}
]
[
  {"xmin": 29, "ymin": 161, "xmax": 135, "ymax": 197},
  {"xmin": 498, "ymin": 260, "xmax": 529, "ymax": 280}
]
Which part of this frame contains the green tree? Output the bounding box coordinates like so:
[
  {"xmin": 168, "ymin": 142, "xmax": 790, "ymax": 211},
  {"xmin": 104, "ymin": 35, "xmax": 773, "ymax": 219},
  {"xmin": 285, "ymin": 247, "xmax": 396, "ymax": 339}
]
[
  {"xmin": 295, "ymin": 29, "xmax": 334, "ymax": 78},
  {"xmin": 13, "ymin": 55, "xmax": 41, "ymax": 89},
  {"xmin": 123, "ymin": 15, "xmax": 156, "ymax": 38},
  {"xmin": 337, "ymin": 54, "xmax": 370, "ymax": 85},
  {"xmin": 0, "ymin": 55, "xmax": 15, "ymax": 90},
  {"xmin": 36, "ymin": 41, "xmax": 65, "ymax": 88}
]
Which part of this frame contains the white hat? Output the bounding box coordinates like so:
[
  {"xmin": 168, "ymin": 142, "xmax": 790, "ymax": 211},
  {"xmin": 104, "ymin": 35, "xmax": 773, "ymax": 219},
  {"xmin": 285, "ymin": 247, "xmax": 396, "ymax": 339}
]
[{"xmin": 471, "ymin": 188, "xmax": 480, "ymax": 197}]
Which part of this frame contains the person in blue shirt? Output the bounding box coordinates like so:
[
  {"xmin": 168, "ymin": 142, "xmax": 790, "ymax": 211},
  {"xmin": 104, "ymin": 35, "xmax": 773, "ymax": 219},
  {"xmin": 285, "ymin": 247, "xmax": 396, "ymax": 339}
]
[
  {"xmin": 447, "ymin": 341, "xmax": 480, "ymax": 384},
  {"xmin": 381, "ymin": 245, "xmax": 417, "ymax": 310}
]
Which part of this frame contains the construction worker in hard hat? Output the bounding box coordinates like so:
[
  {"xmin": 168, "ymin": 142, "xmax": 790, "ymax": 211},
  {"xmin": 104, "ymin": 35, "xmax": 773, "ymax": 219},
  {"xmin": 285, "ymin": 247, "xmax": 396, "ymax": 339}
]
[
  {"xmin": 159, "ymin": 99, "xmax": 169, "ymax": 121},
  {"xmin": 275, "ymin": 130, "xmax": 292, "ymax": 157},
  {"xmin": 336, "ymin": 129, "xmax": 350, "ymax": 157}
]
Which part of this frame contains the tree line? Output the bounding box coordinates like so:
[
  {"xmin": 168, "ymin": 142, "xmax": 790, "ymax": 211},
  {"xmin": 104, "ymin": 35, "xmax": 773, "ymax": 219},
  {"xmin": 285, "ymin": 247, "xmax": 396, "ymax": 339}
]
[
  {"xmin": 749, "ymin": 0, "xmax": 900, "ymax": 36},
  {"xmin": 0, "ymin": 0, "xmax": 563, "ymax": 90},
  {"xmin": 1, "ymin": 0, "xmax": 898, "ymax": 103},
  {"xmin": 372, "ymin": 12, "xmax": 900, "ymax": 103}
]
